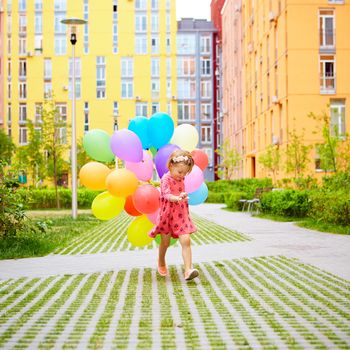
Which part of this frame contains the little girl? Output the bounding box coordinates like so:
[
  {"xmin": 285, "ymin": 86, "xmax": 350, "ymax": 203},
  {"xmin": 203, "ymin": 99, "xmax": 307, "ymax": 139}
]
[{"xmin": 149, "ymin": 149, "xmax": 199, "ymax": 281}]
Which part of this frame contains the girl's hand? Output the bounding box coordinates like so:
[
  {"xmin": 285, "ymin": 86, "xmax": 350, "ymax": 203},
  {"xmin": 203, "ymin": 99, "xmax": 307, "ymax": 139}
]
[{"xmin": 179, "ymin": 192, "xmax": 188, "ymax": 200}]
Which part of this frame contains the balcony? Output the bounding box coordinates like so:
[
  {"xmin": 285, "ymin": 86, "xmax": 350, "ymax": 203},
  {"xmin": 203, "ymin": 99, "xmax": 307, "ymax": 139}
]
[{"xmin": 320, "ymin": 74, "xmax": 336, "ymax": 94}]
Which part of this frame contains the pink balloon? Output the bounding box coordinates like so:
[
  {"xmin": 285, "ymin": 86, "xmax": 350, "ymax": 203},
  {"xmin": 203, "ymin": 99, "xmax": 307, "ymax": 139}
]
[
  {"xmin": 147, "ymin": 208, "xmax": 159, "ymax": 224},
  {"xmin": 110, "ymin": 129, "xmax": 143, "ymax": 162},
  {"xmin": 125, "ymin": 150, "xmax": 154, "ymax": 181},
  {"xmin": 184, "ymin": 165, "xmax": 204, "ymax": 193},
  {"xmin": 132, "ymin": 184, "xmax": 160, "ymax": 214}
]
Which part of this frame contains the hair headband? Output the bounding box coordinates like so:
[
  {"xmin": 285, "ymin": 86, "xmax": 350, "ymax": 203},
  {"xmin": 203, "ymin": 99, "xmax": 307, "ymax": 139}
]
[{"xmin": 172, "ymin": 155, "xmax": 189, "ymax": 163}]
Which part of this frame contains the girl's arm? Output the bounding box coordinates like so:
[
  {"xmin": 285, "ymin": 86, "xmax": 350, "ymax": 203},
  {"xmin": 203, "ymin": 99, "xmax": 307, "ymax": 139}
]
[{"xmin": 161, "ymin": 176, "xmax": 182, "ymax": 202}]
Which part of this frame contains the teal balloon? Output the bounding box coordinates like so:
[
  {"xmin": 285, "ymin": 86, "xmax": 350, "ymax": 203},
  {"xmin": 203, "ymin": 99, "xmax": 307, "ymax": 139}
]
[
  {"xmin": 83, "ymin": 129, "xmax": 115, "ymax": 163},
  {"xmin": 188, "ymin": 182, "xmax": 208, "ymax": 205},
  {"xmin": 148, "ymin": 112, "xmax": 174, "ymax": 149},
  {"xmin": 128, "ymin": 116, "xmax": 151, "ymax": 149}
]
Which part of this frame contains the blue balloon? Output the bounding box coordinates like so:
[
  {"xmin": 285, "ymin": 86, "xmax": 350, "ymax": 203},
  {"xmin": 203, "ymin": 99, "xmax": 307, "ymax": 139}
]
[
  {"xmin": 148, "ymin": 112, "xmax": 174, "ymax": 149},
  {"xmin": 188, "ymin": 183, "xmax": 208, "ymax": 205},
  {"xmin": 128, "ymin": 116, "xmax": 151, "ymax": 149}
]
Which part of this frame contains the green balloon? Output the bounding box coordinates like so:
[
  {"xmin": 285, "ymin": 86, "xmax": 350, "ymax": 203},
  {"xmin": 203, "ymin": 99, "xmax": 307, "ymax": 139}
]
[
  {"xmin": 83, "ymin": 129, "xmax": 115, "ymax": 163},
  {"xmin": 154, "ymin": 234, "xmax": 177, "ymax": 246},
  {"xmin": 149, "ymin": 146, "xmax": 157, "ymax": 157}
]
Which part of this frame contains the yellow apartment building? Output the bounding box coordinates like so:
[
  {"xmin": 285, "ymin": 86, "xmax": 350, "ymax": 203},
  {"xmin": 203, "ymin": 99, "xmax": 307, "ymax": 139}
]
[
  {"xmin": 221, "ymin": 0, "xmax": 350, "ymax": 180},
  {"xmin": 1, "ymin": 0, "xmax": 178, "ymax": 183}
]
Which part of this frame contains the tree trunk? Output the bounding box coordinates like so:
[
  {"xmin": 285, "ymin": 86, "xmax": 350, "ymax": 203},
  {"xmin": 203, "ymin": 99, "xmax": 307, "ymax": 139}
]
[{"xmin": 53, "ymin": 155, "xmax": 60, "ymax": 209}]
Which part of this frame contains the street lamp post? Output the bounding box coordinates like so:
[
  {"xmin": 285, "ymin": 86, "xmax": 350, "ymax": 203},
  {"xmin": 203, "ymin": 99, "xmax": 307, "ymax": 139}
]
[{"xmin": 61, "ymin": 18, "xmax": 87, "ymax": 219}]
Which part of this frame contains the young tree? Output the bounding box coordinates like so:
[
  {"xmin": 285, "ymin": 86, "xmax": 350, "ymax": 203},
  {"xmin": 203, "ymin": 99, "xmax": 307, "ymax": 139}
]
[
  {"xmin": 309, "ymin": 110, "xmax": 344, "ymax": 173},
  {"xmin": 215, "ymin": 140, "xmax": 241, "ymax": 179},
  {"xmin": 77, "ymin": 138, "xmax": 92, "ymax": 173},
  {"xmin": 258, "ymin": 145, "xmax": 280, "ymax": 184},
  {"xmin": 41, "ymin": 96, "xmax": 69, "ymax": 207},
  {"xmin": 0, "ymin": 129, "xmax": 15, "ymax": 164},
  {"xmin": 285, "ymin": 127, "xmax": 311, "ymax": 178}
]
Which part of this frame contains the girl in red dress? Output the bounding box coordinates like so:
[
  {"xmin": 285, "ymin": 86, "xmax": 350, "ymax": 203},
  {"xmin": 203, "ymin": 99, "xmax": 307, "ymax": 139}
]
[{"xmin": 149, "ymin": 149, "xmax": 199, "ymax": 281}]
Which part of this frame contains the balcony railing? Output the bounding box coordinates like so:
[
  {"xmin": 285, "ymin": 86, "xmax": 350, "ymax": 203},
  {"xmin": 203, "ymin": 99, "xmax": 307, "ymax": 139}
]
[{"xmin": 320, "ymin": 74, "xmax": 335, "ymax": 94}]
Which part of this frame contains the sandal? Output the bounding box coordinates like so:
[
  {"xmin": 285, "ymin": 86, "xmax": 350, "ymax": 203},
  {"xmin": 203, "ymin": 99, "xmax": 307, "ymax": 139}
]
[
  {"xmin": 185, "ymin": 268, "xmax": 199, "ymax": 281},
  {"xmin": 158, "ymin": 262, "xmax": 168, "ymax": 277}
]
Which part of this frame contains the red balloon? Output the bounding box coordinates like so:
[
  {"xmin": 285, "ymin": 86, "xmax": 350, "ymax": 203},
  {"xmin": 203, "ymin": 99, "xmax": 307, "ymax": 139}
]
[
  {"xmin": 191, "ymin": 149, "xmax": 209, "ymax": 171},
  {"xmin": 124, "ymin": 196, "xmax": 142, "ymax": 216},
  {"xmin": 132, "ymin": 185, "xmax": 160, "ymax": 214}
]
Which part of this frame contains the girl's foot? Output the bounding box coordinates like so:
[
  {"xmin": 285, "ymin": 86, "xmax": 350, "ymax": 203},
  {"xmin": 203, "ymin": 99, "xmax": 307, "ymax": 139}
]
[
  {"xmin": 185, "ymin": 268, "xmax": 199, "ymax": 281},
  {"xmin": 158, "ymin": 262, "xmax": 168, "ymax": 277}
]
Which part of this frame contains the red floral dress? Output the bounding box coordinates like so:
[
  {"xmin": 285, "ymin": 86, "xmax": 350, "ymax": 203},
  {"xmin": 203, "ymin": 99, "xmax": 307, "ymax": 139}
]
[{"xmin": 148, "ymin": 172, "xmax": 197, "ymax": 239}]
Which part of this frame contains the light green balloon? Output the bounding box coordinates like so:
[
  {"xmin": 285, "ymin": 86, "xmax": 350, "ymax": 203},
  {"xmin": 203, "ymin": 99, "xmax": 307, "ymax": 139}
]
[
  {"xmin": 91, "ymin": 191, "xmax": 125, "ymax": 220},
  {"xmin": 83, "ymin": 129, "xmax": 115, "ymax": 163}
]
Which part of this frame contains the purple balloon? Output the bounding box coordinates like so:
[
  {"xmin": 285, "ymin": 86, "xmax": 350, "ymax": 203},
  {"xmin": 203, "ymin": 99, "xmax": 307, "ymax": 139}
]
[
  {"xmin": 110, "ymin": 129, "xmax": 143, "ymax": 162},
  {"xmin": 155, "ymin": 144, "xmax": 180, "ymax": 178}
]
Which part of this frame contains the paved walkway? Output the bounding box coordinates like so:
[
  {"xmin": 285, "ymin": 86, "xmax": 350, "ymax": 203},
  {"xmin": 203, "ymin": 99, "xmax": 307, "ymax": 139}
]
[
  {"xmin": 1, "ymin": 204, "xmax": 350, "ymax": 280},
  {"xmin": 1, "ymin": 204, "xmax": 350, "ymax": 349}
]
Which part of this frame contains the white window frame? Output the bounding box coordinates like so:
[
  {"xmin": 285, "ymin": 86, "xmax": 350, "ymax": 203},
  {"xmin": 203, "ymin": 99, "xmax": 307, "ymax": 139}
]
[
  {"xmin": 19, "ymin": 103, "xmax": 27, "ymax": 123},
  {"xmin": 135, "ymin": 35, "xmax": 147, "ymax": 54},
  {"xmin": 19, "ymin": 82, "xmax": 27, "ymax": 99},
  {"xmin": 319, "ymin": 9, "xmax": 335, "ymax": 48},
  {"xmin": 201, "ymin": 80, "xmax": 212, "ymax": 99},
  {"xmin": 201, "ymin": 125, "xmax": 212, "ymax": 144},
  {"xmin": 320, "ymin": 55, "xmax": 335, "ymax": 94},
  {"xmin": 135, "ymin": 14, "xmax": 147, "ymax": 33},
  {"xmin": 19, "ymin": 37, "xmax": 26, "ymax": 55},
  {"xmin": 177, "ymin": 79, "xmax": 196, "ymax": 99},
  {"xmin": 19, "ymin": 127, "xmax": 28, "ymax": 145},
  {"xmin": 177, "ymin": 56, "xmax": 195, "ymax": 76},
  {"xmin": 200, "ymin": 36, "xmax": 211, "ymax": 54},
  {"xmin": 121, "ymin": 80, "xmax": 133, "ymax": 99},
  {"xmin": 136, "ymin": 102, "xmax": 148, "ymax": 117},
  {"xmin": 151, "ymin": 79, "xmax": 160, "ymax": 98},
  {"xmin": 152, "ymin": 102, "xmax": 159, "ymax": 114},
  {"xmin": 19, "ymin": 59, "xmax": 26, "ymax": 79},
  {"xmin": 201, "ymin": 57, "xmax": 211, "ymax": 76},
  {"xmin": 121, "ymin": 58, "xmax": 133, "ymax": 77},
  {"xmin": 178, "ymin": 101, "xmax": 196, "ymax": 121},
  {"xmin": 151, "ymin": 36, "xmax": 159, "ymax": 54},
  {"xmin": 151, "ymin": 14, "xmax": 159, "ymax": 32},
  {"xmin": 201, "ymin": 103, "xmax": 212, "ymax": 121},
  {"xmin": 44, "ymin": 58, "xmax": 52, "ymax": 80},
  {"xmin": 96, "ymin": 56, "xmax": 106, "ymax": 99},
  {"xmin": 330, "ymin": 99, "xmax": 346, "ymax": 139},
  {"xmin": 151, "ymin": 58, "xmax": 160, "ymax": 77}
]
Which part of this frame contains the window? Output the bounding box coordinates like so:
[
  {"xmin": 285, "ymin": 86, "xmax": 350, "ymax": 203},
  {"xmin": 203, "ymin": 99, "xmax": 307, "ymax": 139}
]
[
  {"xmin": 328, "ymin": 0, "xmax": 344, "ymax": 4},
  {"xmin": 200, "ymin": 36, "xmax": 211, "ymax": 54},
  {"xmin": 166, "ymin": 13, "xmax": 170, "ymax": 32},
  {"xmin": 201, "ymin": 103, "xmax": 212, "ymax": 121},
  {"xmin": 7, "ymin": 104, "xmax": 12, "ymax": 125},
  {"xmin": 112, "ymin": 3, "xmax": 118, "ymax": 54},
  {"xmin": 19, "ymin": 82, "xmax": 27, "ymax": 99},
  {"xmin": 178, "ymin": 101, "xmax": 196, "ymax": 121},
  {"xmin": 151, "ymin": 14, "xmax": 159, "ymax": 32},
  {"xmin": 151, "ymin": 0, "xmax": 159, "ymax": 10},
  {"xmin": 201, "ymin": 58, "xmax": 211, "ymax": 75},
  {"xmin": 166, "ymin": 36, "xmax": 171, "ymax": 53},
  {"xmin": 152, "ymin": 102, "xmax": 159, "ymax": 114},
  {"xmin": 44, "ymin": 58, "xmax": 52, "ymax": 80},
  {"xmin": 121, "ymin": 58, "xmax": 133, "ymax": 77},
  {"xmin": 35, "ymin": 14, "xmax": 42, "ymax": 34},
  {"xmin": 56, "ymin": 103, "xmax": 67, "ymax": 123},
  {"xmin": 135, "ymin": 14, "xmax": 147, "ymax": 32},
  {"xmin": 55, "ymin": 36, "xmax": 66, "ymax": 55},
  {"xmin": 319, "ymin": 9, "xmax": 334, "ymax": 48},
  {"xmin": 177, "ymin": 79, "xmax": 196, "ymax": 99},
  {"xmin": 35, "ymin": 0, "xmax": 42, "ymax": 11},
  {"xmin": 19, "ymin": 0, "xmax": 26, "ymax": 12},
  {"xmin": 201, "ymin": 80, "xmax": 212, "ymax": 98},
  {"xmin": 151, "ymin": 58, "xmax": 159, "ymax": 77},
  {"xmin": 151, "ymin": 36, "xmax": 159, "ymax": 54},
  {"xmin": 84, "ymin": 102, "xmax": 89, "ymax": 132},
  {"xmin": 330, "ymin": 99, "xmax": 346, "ymax": 138},
  {"xmin": 84, "ymin": 0, "xmax": 89, "ymax": 54},
  {"xmin": 19, "ymin": 59, "xmax": 26, "ymax": 79},
  {"xmin": 19, "ymin": 103, "xmax": 27, "ymax": 123},
  {"xmin": 8, "ymin": 83, "xmax": 11, "ymax": 99},
  {"xmin": 19, "ymin": 37, "xmax": 26, "ymax": 55},
  {"xmin": 19, "ymin": 127, "xmax": 28, "ymax": 145},
  {"xmin": 136, "ymin": 102, "xmax": 148, "ymax": 117},
  {"xmin": 135, "ymin": 35, "xmax": 147, "ymax": 54},
  {"xmin": 69, "ymin": 58, "xmax": 81, "ymax": 99},
  {"xmin": 96, "ymin": 56, "xmax": 106, "ymax": 99},
  {"xmin": 166, "ymin": 58, "xmax": 171, "ymax": 77},
  {"xmin": 202, "ymin": 148, "xmax": 213, "ymax": 166},
  {"xmin": 121, "ymin": 80, "xmax": 133, "ymax": 99},
  {"xmin": 177, "ymin": 57, "xmax": 195, "ymax": 76},
  {"xmin": 54, "ymin": 13, "xmax": 66, "ymax": 34},
  {"xmin": 320, "ymin": 55, "xmax": 335, "ymax": 93},
  {"xmin": 44, "ymin": 82, "xmax": 52, "ymax": 97},
  {"xmin": 201, "ymin": 126, "xmax": 212, "ymax": 144},
  {"xmin": 151, "ymin": 79, "xmax": 160, "ymax": 98},
  {"xmin": 166, "ymin": 79, "xmax": 171, "ymax": 97},
  {"xmin": 177, "ymin": 34, "xmax": 196, "ymax": 54},
  {"xmin": 135, "ymin": 0, "xmax": 146, "ymax": 10},
  {"xmin": 113, "ymin": 101, "xmax": 119, "ymax": 116},
  {"xmin": 35, "ymin": 35, "xmax": 43, "ymax": 52},
  {"xmin": 35, "ymin": 103, "xmax": 42, "ymax": 123},
  {"xmin": 54, "ymin": 0, "xmax": 66, "ymax": 11}
]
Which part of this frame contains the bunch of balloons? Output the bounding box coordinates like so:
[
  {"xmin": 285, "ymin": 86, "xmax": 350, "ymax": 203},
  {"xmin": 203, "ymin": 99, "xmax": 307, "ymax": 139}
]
[{"xmin": 79, "ymin": 112, "xmax": 209, "ymax": 247}]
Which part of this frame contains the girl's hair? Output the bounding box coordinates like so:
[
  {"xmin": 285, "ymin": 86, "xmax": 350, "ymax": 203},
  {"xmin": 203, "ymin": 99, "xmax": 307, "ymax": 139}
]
[{"xmin": 167, "ymin": 149, "xmax": 194, "ymax": 172}]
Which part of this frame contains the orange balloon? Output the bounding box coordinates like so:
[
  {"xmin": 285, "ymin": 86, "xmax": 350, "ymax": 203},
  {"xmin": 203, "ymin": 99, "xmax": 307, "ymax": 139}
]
[
  {"xmin": 79, "ymin": 162, "xmax": 111, "ymax": 190},
  {"xmin": 124, "ymin": 195, "xmax": 142, "ymax": 216},
  {"xmin": 132, "ymin": 184, "xmax": 160, "ymax": 214},
  {"xmin": 106, "ymin": 168, "xmax": 138, "ymax": 197},
  {"xmin": 191, "ymin": 149, "xmax": 209, "ymax": 171}
]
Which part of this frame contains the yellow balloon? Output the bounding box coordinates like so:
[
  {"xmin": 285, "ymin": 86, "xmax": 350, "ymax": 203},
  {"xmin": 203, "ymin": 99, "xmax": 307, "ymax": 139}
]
[
  {"xmin": 170, "ymin": 124, "xmax": 199, "ymax": 151},
  {"xmin": 79, "ymin": 162, "xmax": 111, "ymax": 190},
  {"xmin": 91, "ymin": 191, "xmax": 125, "ymax": 220},
  {"xmin": 127, "ymin": 215, "xmax": 154, "ymax": 247},
  {"xmin": 106, "ymin": 168, "xmax": 139, "ymax": 197}
]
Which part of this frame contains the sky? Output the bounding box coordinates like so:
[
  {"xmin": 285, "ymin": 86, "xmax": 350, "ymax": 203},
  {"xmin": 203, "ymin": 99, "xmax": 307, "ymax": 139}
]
[{"xmin": 176, "ymin": 0, "xmax": 211, "ymax": 20}]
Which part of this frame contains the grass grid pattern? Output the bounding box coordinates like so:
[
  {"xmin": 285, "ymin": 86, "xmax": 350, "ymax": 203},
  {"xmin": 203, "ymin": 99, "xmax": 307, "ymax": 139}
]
[
  {"xmin": 0, "ymin": 257, "xmax": 349, "ymax": 349},
  {"xmin": 54, "ymin": 212, "xmax": 249, "ymax": 255}
]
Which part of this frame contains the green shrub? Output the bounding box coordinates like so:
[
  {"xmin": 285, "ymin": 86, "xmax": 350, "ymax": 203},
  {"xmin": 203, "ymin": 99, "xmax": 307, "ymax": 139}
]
[
  {"xmin": 206, "ymin": 192, "xmax": 225, "ymax": 203},
  {"xmin": 260, "ymin": 190, "xmax": 310, "ymax": 218},
  {"xmin": 322, "ymin": 171, "xmax": 350, "ymax": 191},
  {"xmin": 224, "ymin": 191, "xmax": 247, "ymax": 211},
  {"xmin": 16, "ymin": 188, "xmax": 102, "ymax": 209},
  {"xmin": 309, "ymin": 190, "xmax": 350, "ymax": 226}
]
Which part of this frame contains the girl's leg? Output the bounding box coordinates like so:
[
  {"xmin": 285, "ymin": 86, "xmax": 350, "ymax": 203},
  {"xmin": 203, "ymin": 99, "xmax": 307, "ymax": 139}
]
[
  {"xmin": 178, "ymin": 234, "xmax": 192, "ymax": 274},
  {"xmin": 158, "ymin": 233, "xmax": 171, "ymax": 267}
]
